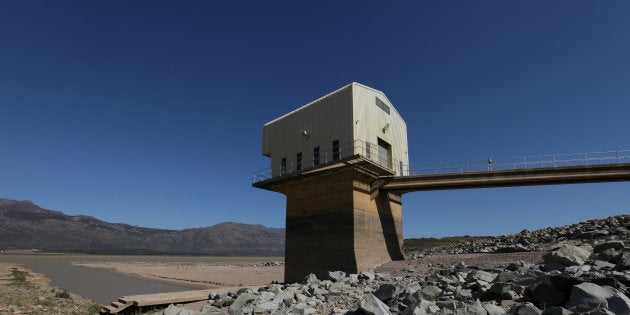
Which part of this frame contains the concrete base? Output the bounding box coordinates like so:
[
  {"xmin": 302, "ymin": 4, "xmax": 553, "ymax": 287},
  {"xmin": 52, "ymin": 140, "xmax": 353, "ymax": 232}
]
[{"xmin": 274, "ymin": 167, "xmax": 404, "ymax": 283}]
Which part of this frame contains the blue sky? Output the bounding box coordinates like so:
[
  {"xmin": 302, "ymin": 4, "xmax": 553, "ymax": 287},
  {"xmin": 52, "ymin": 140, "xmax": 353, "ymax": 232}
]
[{"xmin": 1, "ymin": 1, "xmax": 629, "ymax": 238}]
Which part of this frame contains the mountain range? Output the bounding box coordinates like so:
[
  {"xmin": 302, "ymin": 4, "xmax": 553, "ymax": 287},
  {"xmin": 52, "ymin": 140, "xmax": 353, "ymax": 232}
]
[{"xmin": 0, "ymin": 199, "xmax": 285, "ymax": 256}]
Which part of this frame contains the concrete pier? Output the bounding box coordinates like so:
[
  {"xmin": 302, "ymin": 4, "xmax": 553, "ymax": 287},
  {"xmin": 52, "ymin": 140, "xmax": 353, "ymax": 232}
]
[{"xmin": 257, "ymin": 163, "xmax": 403, "ymax": 283}]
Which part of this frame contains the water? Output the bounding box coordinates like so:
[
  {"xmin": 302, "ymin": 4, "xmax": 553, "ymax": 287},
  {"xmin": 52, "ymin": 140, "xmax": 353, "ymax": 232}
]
[{"xmin": 0, "ymin": 254, "xmax": 261, "ymax": 304}]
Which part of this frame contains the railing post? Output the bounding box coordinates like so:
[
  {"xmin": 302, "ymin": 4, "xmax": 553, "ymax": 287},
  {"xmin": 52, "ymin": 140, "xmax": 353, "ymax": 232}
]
[
  {"xmin": 617, "ymin": 151, "xmax": 620, "ymax": 164},
  {"xmin": 584, "ymin": 154, "xmax": 588, "ymax": 166},
  {"xmin": 553, "ymin": 154, "xmax": 557, "ymax": 167}
]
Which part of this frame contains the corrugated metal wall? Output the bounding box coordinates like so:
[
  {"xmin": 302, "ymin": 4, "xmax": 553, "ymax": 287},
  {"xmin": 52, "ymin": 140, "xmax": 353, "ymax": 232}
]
[
  {"xmin": 352, "ymin": 84, "xmax": 409, "ymax": 175},
  {"xmin": 262, "ymin": 85, "xmax": 354, "ymax": 176},
  {"xmin": 262, "ymin": 83, "xmax": 409, "ymax": 177}
]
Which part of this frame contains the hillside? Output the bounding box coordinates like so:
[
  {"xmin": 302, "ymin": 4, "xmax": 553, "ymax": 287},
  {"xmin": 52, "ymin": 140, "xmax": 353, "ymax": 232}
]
[{"xmin": 0, "ymin": 199, "xmax": 284, "ymax": 256}]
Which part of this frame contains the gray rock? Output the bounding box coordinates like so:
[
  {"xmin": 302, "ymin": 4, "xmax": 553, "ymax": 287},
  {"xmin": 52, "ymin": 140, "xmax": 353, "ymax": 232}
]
[
  {"xmin": 457, "ymin": 299, "xmax": 487, "ymax": 315},
  {"xmin": 328, "ymin": 270, "xmax": 346, "ymax": 282},
  {"xmin": 421, "ymin": 285, "xmax": 442, "ymax": 300},
  {"xmin": 228, "ymin": 292, "xmax": 256, "ymax": 315},
  {"xmin": 594, "ymin": 241, "xmax": 625, "ymax": 253},
  {"xmin": 544, "ymin": 245, "xmax": 592, "ymax": 267},
  {"xmin": 305, "ymin": 273, "xmax": 319, "ymax": 284},
  {"xmin": 290, "ymin": 303, "xmax": 316, "ymax": 315},
  {"xmin": 482, "ymin": 302, "xmax": 506, "ymax": 315},
  {"xmin": 605, "ymin": 285, "xmax": 630, "ymax": 315},
  {"xmin": 469, "ymin": 270, "xmax": 498, "ymax": 283},
  {"xmin": 515, "ymin": 302, "xmax": 542, "ymax": 315},
  {"xmin": 359, "ymin": 293, "xmax": 392, "ymax": 315},
  {"xmin": 374, "ymin": 283, "xmax": 398, "ymax": 302},
  {"xmin": 541, "ymin": 306, "xmax": 573, "ymax": 315},
  {"xmin": 200, "ymin": 304, "xmax": 222, "ymax": 315},
  {"xmin": 615, "ymin": 251, "xmax": 630, "ymax": 270},
  {"xmin": 360, "ymin": 270, "xmax": 376, "ymax": 281},
  {"xmin": 566, "ymin": 282, "xmax": 609, "ymax": 312},
  {"xmin": 253, "ymin": 301, "xmax": 280, "ymax": 314},
  {"xmin": 163, "ymin": 304, "xmax": 195, "ymax": 315}
]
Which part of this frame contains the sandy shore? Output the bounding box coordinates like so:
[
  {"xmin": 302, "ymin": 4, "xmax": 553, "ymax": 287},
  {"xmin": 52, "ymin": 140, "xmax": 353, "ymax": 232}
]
[{"xmin": 76, "ymin": 261, "xmax": 284, "ymax": 290}]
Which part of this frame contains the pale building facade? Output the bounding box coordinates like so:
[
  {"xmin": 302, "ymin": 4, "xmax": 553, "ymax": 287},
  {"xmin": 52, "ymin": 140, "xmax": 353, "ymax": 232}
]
[{"xmin": 261, "ymin": 82, "xmax": 409, "ymax": 179}]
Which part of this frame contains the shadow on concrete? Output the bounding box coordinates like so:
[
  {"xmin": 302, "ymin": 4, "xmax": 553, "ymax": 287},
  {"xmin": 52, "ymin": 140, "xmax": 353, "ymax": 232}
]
[{"xmin": 376, "ymin": 193, "xmax": 404, "ymax": 260}]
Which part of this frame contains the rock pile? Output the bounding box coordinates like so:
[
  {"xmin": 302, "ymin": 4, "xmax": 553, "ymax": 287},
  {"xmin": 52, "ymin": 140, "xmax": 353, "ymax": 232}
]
[
  {"xmin": 408, "ymin": 215, "xmax": 630, "ymax": 256},
  {"xmin": 161, "ymin": 215, "xmax": 630, "ymax": 314}
]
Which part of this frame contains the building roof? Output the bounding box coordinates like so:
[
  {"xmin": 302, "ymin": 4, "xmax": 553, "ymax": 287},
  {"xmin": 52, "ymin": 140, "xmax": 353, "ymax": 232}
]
[{"xmin": 263, "ymin": 82, "xmax": 394, "ymax": 126}]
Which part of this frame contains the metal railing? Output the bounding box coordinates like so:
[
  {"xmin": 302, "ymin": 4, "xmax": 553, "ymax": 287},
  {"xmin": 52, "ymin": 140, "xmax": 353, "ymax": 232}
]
[
  {"xmin": 404, "ymin": 149, "xmax": 630, "ymax": 176},
  {"xmin": 252, "ymin": 139, "xmax": 402, "ymax": 183}
]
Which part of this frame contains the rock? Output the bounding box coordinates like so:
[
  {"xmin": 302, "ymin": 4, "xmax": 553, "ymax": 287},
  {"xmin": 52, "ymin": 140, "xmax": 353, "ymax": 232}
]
[
  {"xmin": 290, "ymin": 303, "xmax": 316, "ymax": 315},
  {"xmin": 565, "ymin": 282, "xmax": 609, "ymax": 312},
  {"xmin": 482, "ymin": 302, "xmax": 505, "ymax": 315},
  {"xmin": 374, "ymin": 283, "xmax": 398, "ymax": 302},
  {"xmin": 515, "ymin": 302, "xmax": 542, "ymax": 315},
  {"xmin": 328, "ymin": 271, "xmax": 346, "ymax": 282},
  {"xmin": 541, "ymin": 306, "xmax": 573, "ymax": 315},
  {"xmin": 531, "ymin": 283, "xmax": 568, "ymax": 307},
  {"xmin": 544, "ymin": 245, "xmax": 592, "ymax": 267},
  {"xmin": 404, "ymin": 299, "xmax": 440, "ymax": 315},
  {"xmin": 360, "ymin": 270, "xmax": 376, "ymax": 281},
  {"xmin": 305, "ymin": 273, "xmax": 318, "ymax": 284},
  {"xmin": 594, "ymin": 241, "xmax": 625, "ymax": 253},
  {"xmin": 228, "ymin": 293, "xmax": 256, "ymax": 315},
  {"xmin": 200, "ymin": 304, "xmax": 222, "ymax": 314},
  {"xmin": 359, "ymin": 293, "xmax": 392, "ymax": 315},
  {"xmin": 253, "ymin": 301, "xmax": 279, "ymax": 314},
  {"xmin": 421, "ymin": 285, "xmax": 442, "ymax": 300},
  {"xmin": 163, "ymin": 304, "xmax": 194, "ymax": 315},
  {"xmin": 458, "ymin": 300, "xmax": 487, "ymax": 315},
  {"xmin": 469, "ymin": 270, "xmax": 498, "ymax": 283},
  {"xmin": 615, "ymin": 251, "xmax": 630, "ymax": 270}
]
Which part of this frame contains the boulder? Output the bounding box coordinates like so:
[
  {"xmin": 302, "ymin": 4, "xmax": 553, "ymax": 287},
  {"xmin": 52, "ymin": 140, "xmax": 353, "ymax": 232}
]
[
  {"xmin": 482, "ymin": 302, "xmax": 506, "ymax": 315},
  {"xmin": 360, "ymin": 293, "xmax": 392, "ymax": 315},
  {"xmin": 328, "ymin": 271, "xmax": 346, "ymax": 282},
  {"xmin": 163, "ymin": 304, "xmax": 195, "ymax": 315},
  {"xmin": 515, "ymin": 302, "xmax": 542, "ymax": 315},
  {"xmin": 374, "ymin": 283, "xmax": 398, "ymax": 302},
  {"xmin": 540, "ymin": 306, "xmax": 573, "ymax": 315},
  {"xmin": 531, "ymin": 283, "xmax": 568, "ymax": 307},
  {"xmin": 421, "ymin": 285, "xmax": 442, "ymax": 300},
  {"xmin": 544, "ymin": 245, "xmax": 592, "ymax": 267},
  {"xmin": 594, "ymin": 241, "xmax": 625, "ymax": 253},
  {"xmin": 228, "ymin": 293, "xmax": 256, "ymax": 315},
  {"xmin": 565, "ymin": 283, "xmax": 609, "ymax": 312}
]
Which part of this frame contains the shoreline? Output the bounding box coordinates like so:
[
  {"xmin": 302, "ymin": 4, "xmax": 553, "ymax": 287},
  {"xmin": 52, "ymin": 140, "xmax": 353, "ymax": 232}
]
[{"xmin": 75, "ymin": 261, "xmax": 284, "ymax": 290}]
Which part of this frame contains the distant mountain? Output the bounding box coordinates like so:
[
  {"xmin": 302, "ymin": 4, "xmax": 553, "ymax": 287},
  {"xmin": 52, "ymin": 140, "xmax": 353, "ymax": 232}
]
[{"xmin": 0, "ymin": 199, "xmax": 285, "ymax": 256}]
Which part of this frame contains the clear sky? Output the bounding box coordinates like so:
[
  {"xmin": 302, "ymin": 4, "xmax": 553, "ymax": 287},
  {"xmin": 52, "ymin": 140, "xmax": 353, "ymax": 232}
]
[{"xmin": 1, "ymin": 1, "xmax": 629, "ymax": 238}]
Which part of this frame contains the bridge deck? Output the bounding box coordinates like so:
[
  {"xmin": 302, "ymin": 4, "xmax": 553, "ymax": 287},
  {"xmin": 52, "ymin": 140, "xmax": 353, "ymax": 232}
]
[{"xmin": 380, "ymin": 163, "xmax": 630, "ymax": 194}]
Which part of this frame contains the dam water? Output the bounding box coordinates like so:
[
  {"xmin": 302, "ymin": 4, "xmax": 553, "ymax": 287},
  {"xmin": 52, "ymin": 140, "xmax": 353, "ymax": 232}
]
[{"xmin": 0, "ymin": 254, "xmax": 202, "ymax": 304}]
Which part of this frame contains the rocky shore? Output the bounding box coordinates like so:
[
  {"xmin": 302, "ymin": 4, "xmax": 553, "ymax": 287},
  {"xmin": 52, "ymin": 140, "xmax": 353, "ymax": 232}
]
[{"xmin": 161, "ymin": 215, "xmax": 630, "ymax": 315}]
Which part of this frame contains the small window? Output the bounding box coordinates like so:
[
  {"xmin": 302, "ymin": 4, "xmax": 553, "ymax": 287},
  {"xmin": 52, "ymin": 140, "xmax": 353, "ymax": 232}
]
[
  {"xmin": 313, "ymin": 146, "xmax": 320, "ymax": 166},
  {"xmin": 399, "ymin": 161, "xmax": 403, "ymax": 176},
  {"xmin": 297, "ymin": 152, "xmax": 302, "ymax": 171},
  {"xmin": 281, "ymin": 157, "xmax": 287, "ymax": 175},
  {"xmin": 366, "ymin": 142, "xmax": 371, "ymax": 159},
  {"xmin": 332, "ymin": 140, "xmax": 340, "ymax": 160},
  {"xmin": 375, "ymin": 97, "xmax": 390, "ymax": 115}
]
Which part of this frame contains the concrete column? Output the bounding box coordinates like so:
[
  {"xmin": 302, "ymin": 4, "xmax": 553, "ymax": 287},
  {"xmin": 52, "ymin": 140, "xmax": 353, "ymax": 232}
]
[{"xmin": 276, "ymin": 167, "xmax": 404, "ymax": 283}]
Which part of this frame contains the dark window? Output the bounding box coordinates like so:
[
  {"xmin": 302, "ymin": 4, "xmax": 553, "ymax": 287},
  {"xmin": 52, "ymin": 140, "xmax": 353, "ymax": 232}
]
[
  {"xmin": 366, "ymin": 142, "xmax": 371, "ymax": 159},
  {"xmin": 296, "ymin": 152, "xmax": 302, "ymax": 171},
  {"xmin": 332, "ymin": 140, "xmax": 340, "ymax": 160},
  {"xmin": 400, "ymin": 161, "xmax": 403, "ymax": 176},
  {"xmin": 281, "ymin": 157, "xmax": 287, "ymax": 175},
  {"xmin": 313, "ymin": 146, "xmax": 320, "ymax": 166},
  {"xmin": 375, "ymin": 97, "xmax": 390, "ymax": 115}
]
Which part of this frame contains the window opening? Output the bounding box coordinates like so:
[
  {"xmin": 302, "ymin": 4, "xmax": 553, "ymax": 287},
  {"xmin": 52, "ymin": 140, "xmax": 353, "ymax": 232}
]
[
  {"xmin": 313, "ymin": 146, "xmax": 320, "ymax": 166},
  {"xmin": 297, "ymin": 152, "xmax": 302, "ymax": 171},
  {"xmin": 332, "ymin": 140, "xmax": 340, "ymax": 160}
]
